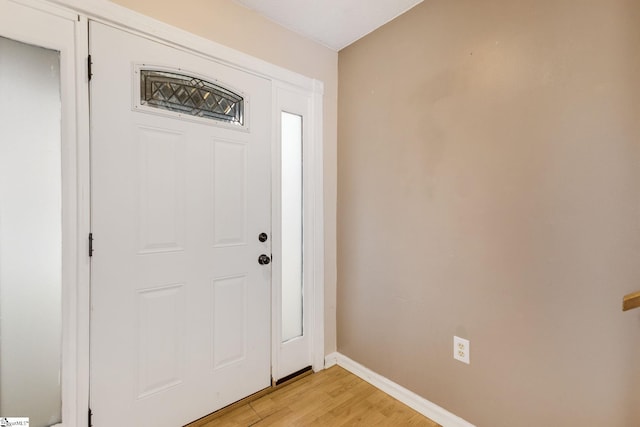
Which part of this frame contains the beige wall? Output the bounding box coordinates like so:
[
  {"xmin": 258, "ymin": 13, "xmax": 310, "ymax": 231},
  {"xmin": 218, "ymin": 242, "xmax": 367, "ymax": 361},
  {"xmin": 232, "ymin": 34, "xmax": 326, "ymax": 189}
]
[
  {"xmin": 110, "ymin": 0, "xmax": 338, "ymax": 354},
  {"xmin": 338, "ymin": 0, "xmax": 640, "ymax": 426}
]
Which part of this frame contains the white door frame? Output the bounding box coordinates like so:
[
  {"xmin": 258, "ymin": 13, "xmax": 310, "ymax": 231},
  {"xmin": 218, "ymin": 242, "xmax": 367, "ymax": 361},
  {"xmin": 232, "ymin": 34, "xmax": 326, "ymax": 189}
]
[
  {"xmin": 271, "ymin": 82, "xmax": 324, "ymax": 381},
  {"xmin": 0, "ymin": 1, "xmax": 89, "ymax": 426},
  {"xmin": 9, "ymin": 0, "xmax": 324, "ymax": 425}
]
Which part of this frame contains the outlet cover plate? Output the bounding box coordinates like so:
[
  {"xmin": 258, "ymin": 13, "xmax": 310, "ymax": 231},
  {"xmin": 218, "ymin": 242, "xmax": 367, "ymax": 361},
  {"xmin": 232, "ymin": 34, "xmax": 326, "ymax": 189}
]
[{"xmin": 454, "ymin": 336, "xmax": 470, "ymax": 364}]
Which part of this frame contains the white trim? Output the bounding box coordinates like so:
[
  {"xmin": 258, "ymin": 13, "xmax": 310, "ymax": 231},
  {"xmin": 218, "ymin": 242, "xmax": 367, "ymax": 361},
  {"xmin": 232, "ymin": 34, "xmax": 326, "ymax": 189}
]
[
  {"xmin": 310, "ymin": 81, "xmax": 325, "ymax": 373},
  {"xmin": 73, "ymin": 14, "xmax": 91, "ymax": 427},
  {"xmin": 7, "ymin": 0, "xmax": 77, "ymax": 20},
  {"xmin": 270, "ymin": 81, "xmax": 282, "ymax": 383},
  {"xmin": 48, "ymin": 0, "xmax": 323, "ymax": 95},
  {"xmin": 327, "ymin": 353, "xmax": 476, "ymax": 427},
  {"xmin": 324, "ymin": 352, "xmax": 338, "ymax": 368}
]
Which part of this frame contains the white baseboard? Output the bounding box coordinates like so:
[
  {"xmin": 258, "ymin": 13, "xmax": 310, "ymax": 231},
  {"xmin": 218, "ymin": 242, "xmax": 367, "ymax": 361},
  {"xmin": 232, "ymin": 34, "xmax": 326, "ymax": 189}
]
[
  {"xmin": 324, "ymin": 352, "xmax": 475, "ymax": 427},
  {"xmin": 324, "ymin": 351, "xmax": 338, "ymax": 368}
]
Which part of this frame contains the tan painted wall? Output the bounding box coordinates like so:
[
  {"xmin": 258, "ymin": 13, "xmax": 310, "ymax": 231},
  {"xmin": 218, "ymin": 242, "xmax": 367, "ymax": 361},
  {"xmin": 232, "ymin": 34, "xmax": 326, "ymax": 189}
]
[
  {"xmin": 110, "ymin": 0, "xmax": 338, "ymax": 354},
  {"xmin": 338, "ymin": 0, "xmax": 640, "ymax": 425}
]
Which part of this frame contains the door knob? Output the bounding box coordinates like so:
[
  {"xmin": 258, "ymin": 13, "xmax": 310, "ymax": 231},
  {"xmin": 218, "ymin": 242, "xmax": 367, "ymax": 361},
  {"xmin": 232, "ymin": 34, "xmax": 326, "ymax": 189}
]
[{"xmin": 258, "ymin": 254, "xmax": 271, "ymax": 265}]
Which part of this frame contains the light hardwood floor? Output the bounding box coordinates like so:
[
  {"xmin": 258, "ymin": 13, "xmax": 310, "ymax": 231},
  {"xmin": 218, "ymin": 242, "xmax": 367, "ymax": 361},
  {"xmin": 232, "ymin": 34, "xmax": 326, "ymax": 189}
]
[{"xmin": 193, "ymin": 366, "xmax": 440, "ymax": 426}]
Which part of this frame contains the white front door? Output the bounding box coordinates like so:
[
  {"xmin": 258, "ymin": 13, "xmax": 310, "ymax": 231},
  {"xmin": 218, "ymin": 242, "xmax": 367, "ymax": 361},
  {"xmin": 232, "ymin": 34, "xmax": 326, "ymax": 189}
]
[{"xmin": 89, "ymin": 22, "xmax": 272, "ymax": 427}]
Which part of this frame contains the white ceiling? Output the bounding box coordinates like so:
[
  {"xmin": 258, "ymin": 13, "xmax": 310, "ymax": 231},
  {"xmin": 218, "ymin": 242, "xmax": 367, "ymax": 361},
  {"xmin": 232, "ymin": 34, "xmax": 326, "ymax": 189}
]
[{"xmin": 233, "ymin": 0, "xmax": 424, "ymax": 51}]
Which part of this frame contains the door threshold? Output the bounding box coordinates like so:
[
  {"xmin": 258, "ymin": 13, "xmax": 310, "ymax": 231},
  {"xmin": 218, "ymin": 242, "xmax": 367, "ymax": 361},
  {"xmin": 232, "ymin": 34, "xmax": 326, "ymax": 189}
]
[
  {"xmin": 274, "ymin": 365, "xmax": 313, "ymax": 387},
  {"xmin": 184, "ymin": 366, "xmax": 313, "ymax": 427}
]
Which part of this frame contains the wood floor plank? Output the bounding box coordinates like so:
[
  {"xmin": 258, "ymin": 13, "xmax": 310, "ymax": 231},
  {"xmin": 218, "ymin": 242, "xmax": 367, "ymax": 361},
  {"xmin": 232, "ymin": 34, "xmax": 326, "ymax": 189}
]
[
  {"xmin": 196, "ymin": 366, "xmax": 440, "ymax": 426},
  {"xmin": 201, "ymin": 404, "xmax": 261, "ymax": 427}
]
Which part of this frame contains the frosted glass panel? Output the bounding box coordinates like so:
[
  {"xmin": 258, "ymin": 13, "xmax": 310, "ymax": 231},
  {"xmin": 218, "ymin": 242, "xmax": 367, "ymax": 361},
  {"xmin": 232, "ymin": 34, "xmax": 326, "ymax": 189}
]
[
  {"xmin": 0, "ymin": 37, "xmax": 62, "ymax": 426},
  {"xmin": 281, "ymin": 112, "xmax": 303, "ymax": 342}
]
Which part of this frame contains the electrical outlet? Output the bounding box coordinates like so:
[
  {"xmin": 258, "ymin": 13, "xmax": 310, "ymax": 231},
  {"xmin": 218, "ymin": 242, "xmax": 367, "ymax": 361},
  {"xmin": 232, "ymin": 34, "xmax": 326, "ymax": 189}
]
[{"xmin": 453, "ymin": 336, "xmax": 470, "ymax": 364}]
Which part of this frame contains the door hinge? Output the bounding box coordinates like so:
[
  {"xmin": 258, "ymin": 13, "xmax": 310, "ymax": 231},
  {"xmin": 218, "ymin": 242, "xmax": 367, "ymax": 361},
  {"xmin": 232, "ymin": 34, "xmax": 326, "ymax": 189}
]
[
  {"xmin": 89, "ymin": 233, "xmax": 94, "ymax": 257},
  {"xmin": 88, "ymin": 408, "xmax": 93, "ymax": 427},
  {"xmin": 87, "ymin": 55, "xmax": 93, "ymax": 81}
]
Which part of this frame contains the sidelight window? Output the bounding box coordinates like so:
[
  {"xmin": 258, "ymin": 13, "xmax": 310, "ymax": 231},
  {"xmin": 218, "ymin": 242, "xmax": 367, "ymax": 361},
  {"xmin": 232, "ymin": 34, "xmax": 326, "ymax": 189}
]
[
  {"xmin": 281, "ymin": 112, "xmax": 304, "ymax": 342},
  {"xmin": 0, "ymin": 36, "xmax": 62, "ymax": 427}
]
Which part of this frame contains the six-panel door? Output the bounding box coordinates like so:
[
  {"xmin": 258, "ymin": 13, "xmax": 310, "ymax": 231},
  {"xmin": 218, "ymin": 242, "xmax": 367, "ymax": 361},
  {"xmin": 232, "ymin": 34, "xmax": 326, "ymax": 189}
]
[{"xmin": 89, "ymin": 22, "xmax": 272, "ymax": 427}]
